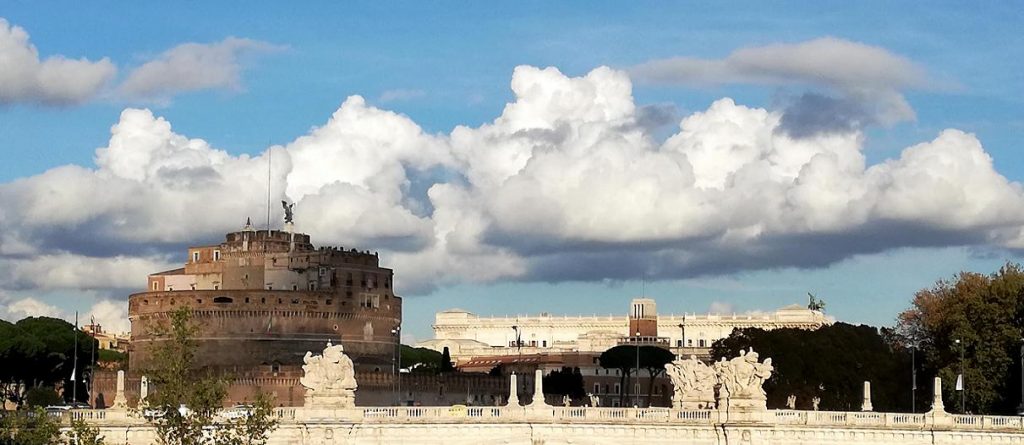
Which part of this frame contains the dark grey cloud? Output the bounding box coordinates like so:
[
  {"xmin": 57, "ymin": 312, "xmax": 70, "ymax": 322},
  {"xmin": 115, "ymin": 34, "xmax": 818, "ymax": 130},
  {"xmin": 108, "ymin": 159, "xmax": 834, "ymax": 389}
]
[{"xmin": 777, "ymin": 93, "xmax": 874, "ymax": 138}]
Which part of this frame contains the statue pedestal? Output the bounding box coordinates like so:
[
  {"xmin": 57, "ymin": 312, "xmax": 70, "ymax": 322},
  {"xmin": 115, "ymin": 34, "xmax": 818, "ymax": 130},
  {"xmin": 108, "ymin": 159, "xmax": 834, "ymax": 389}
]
[
  {"xmin": 675, "ymin": 392, "xmax": 716, "ymax": 410},
  {"xmin": 305, "ymin": 391, "xmax": 355, "ymax": 410},
  {"xmin": 720, "ymin": 405, "xmax": 769, "ymax": 424}
]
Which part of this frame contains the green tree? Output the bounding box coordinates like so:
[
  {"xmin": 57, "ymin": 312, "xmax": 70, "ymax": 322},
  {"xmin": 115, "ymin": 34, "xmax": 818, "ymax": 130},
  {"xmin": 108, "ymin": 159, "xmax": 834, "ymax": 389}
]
[
  {"xmin": 66, "ymin": 419, "xmax": 105, "ymax": 445},
  {"xmin": 711, "ymin": 323, "xmax": 911, "ymax": 412},
  {"xmin": 0, "ymin": 407, "xmax": 61, "ymax": 445},
  {"xmin": 399, "ymin": 345, "xmax": 443, "ymax": 373},
  {"xmin": 638, "ymin": 346, "xmax": 675, "ymax": 407},
  {"xmin": 144, "ymin": 308, "xmax": 278, "ymax": 445},
  {"xmin": 24, "ymin": 387, "xmax": 62, "ymax": 407},
  {"xmin": 599, "ymin": 345, "xmax": 635, "ymax": 406},
  {"xmin": 0, "ymin": 317, "xmax": 97, "ymax": 406},
  {"xmin": 542, "ymin": 367, "xmax": 585, "ymax": 402},
  {"xmin": 439, "ymin": 347, "xmax": 454, "ymax": 372},
  {"xmin": 895, "ymin": 263, "xmax": 1024, "ymax": 414},
  {"xmin": 600, "ymin": 345, "xmax": 675, "ymax": 407}
]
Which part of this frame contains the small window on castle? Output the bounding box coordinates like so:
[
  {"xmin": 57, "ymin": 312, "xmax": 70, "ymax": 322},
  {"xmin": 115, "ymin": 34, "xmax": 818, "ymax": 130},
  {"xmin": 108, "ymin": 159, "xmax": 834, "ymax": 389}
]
[
  {"xmin": 192, "ymin": 252, "xmax": 200, "ymax": 263},
  {"xmin": 261, "ymin": 298, "xmax": 266, "ymax": 304},
  {"xmin": 292, "ymin": 285, "xmax": 297, "ymax": 291},
  {"xmin": 190, "ymin": 284, "xmax": 196, "ymax": 290},
  {"xmin": 143, "ymin": 299, "xmax": 149, "ymax": 305},
  {"xmin": 308, "ymin": 282, "xmax": 316, "ymax": 291},
  {"xmin": 196, "ymin": 299, "xmax": 202, "ymax": 304},
  {"xmin": 213, "ymin": 297, "xmax": 233, "ymax": 304},
  {"xmin": 214, "ymin": 285, "xmax": 219, "ymax": 290},
  {"xmin": 278, "ymin": 298, "xmax": 283, "ymax": 304},
  {"xmin": 326, "ymin": 299, "xmax": 332, "ymax": 305},
  {"xmin": 245, "ymin": 298, "xmax": 250, "ymax": 303},
  {"xmin": 151, "ymin": 282, "xmax": 158, "ymax": 291},
  {"xmin": 213, "ymin": 250, "xmax": 221, "ymax": 261},
  {"xmin": 291, "ymin": 298, "xmax": 299, "ymax": 304}
]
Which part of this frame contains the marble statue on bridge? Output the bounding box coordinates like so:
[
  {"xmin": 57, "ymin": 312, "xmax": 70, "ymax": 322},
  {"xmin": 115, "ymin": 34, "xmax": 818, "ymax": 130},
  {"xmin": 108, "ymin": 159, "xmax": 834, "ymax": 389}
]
[
  {"xmin": 665, "ymin": 355, "xmax": 717, "ymax": 409},
  {"xmin": 300, "ymin": 341, "xmax": 357, "ymax": 408},
  {"xmin": 714, "ymin": 348, "xmax": 774, "ymax": 411}
]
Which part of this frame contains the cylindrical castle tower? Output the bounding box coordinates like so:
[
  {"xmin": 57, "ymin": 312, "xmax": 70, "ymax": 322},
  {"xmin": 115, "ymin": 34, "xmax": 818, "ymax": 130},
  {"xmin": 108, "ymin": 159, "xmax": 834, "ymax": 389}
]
[{"xmin": 128, "ymin": 222, "xmax": 401, "ymax": 373}]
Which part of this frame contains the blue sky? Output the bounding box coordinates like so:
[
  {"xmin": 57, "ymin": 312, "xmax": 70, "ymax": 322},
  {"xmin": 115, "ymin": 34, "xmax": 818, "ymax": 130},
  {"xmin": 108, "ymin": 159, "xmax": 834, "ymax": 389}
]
[{"xmin": 1, "ymin": 3, "xmax": 1022, "ymax": 341}]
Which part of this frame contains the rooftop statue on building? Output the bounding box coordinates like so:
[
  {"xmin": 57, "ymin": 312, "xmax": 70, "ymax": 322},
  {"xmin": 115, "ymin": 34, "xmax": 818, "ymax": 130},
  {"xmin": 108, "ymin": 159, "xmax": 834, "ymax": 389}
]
[{"xmin": 281, "ymin": 200, "xmax": 295, "ymax": 224}]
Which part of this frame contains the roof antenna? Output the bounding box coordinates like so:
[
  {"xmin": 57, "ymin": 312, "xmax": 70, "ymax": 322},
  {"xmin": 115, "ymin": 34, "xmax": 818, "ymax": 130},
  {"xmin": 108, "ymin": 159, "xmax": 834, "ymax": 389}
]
[{"xmin": 266, "ymin": 143, "xmax": 272, "ymax": 235}]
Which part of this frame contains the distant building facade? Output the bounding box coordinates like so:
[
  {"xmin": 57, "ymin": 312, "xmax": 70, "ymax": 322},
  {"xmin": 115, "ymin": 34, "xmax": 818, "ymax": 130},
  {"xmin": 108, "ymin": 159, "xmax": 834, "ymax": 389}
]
[
  {"xmin": 418, "ymin": 298, "xmax": 832, "ymax": 365},
  {"xmin": 82, "ymin": 324, "xmax": 130, "ymax": 353},
  {"xmin": 128, "ymin": 220, "xmax": 402, "ymax": 373}
]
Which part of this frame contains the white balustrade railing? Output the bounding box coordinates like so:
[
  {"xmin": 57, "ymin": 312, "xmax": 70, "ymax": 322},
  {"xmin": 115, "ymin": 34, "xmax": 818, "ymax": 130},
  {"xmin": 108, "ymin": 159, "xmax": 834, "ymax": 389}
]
[{"xmin": 42, "ymin": 406, "xmax": 1024, "ymax": 432}]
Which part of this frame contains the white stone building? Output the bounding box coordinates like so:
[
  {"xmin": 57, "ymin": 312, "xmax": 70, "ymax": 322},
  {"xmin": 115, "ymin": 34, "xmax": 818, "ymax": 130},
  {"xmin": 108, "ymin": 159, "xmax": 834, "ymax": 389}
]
[{"xmin": 418, "ymin": 298, "xmax": 833, "ymax": 365}]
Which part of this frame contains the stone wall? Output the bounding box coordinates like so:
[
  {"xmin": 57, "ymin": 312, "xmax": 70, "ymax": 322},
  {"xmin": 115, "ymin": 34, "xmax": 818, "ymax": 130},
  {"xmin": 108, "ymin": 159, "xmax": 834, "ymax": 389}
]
[
  {"xmin": 64, "ymin": 407, "xmax": 1024, "ymax": 445},
  {"xmin": 128, "ymin": 289, "xmax": 401, "ymax": 371},
  {"xmin": 90, "ymin": 370, "xmax": 508, "ymax": 408}
]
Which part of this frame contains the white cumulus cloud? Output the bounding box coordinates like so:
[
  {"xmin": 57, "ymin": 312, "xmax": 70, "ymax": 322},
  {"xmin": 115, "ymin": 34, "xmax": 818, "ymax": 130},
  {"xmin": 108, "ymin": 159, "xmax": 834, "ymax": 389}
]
[
  {"xmin": 118, "ymin": 37, "xmax": 283, "ymax": 101},
  {"xmin": 1, "ymin": 64, "xmax": 1023, "ymax": 298},
  {"xmin": 632, "ymin": 37, "xmax": 930, "ymax": 134},
  {"xmin": 0, "ymin": 18, "xmax": 116, "ymax": 105}
]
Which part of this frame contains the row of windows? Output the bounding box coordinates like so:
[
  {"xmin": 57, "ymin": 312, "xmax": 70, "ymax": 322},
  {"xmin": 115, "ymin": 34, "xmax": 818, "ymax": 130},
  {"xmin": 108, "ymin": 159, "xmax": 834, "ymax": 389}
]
[
  {"xmin": 139, "ymin": 295, "xmax": 389, "ymax": 309},
  {"xmin": 507, "ymin": 340, "xmax": 547, "ymax": 348}
]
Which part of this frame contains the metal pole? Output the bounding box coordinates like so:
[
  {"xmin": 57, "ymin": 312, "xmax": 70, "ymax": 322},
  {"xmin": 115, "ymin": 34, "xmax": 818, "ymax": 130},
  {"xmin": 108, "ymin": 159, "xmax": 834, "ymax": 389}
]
[
  {"xmin": 635, "ymin": 331, "xmax": 640, "ymax": 408},
  {"xmin": 396, "ymin": 326, "xmax": 402, "ymax": 406},
  {"xmin": 89, "ymin": 325, "xmax": 96, "ymax": 408},
  {"xmin": 1018, "ymin": 341, "xmax": 1024, "ymax": 415},
  {"xmin": 956, "ymin": 338, "xmax": 965, "ymax": 413},
  {"xmin": 72, "ymin": 311, "xmax": 78, "ymax": 404},
  {"xmin": 911, "ymin": 346, "xmax": 916, "ymax": 413}
]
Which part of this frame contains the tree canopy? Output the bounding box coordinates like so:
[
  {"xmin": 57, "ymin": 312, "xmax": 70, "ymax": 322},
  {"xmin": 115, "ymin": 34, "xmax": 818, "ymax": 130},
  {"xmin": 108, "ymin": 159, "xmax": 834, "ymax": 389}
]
[
  {"xmin": 895, "ymin": 263, "xmax": 1024, "ymax": 414},
  {"xmin": 600, "ymin": 344, "xmax": 674, "ymax": 407},
  {"xmin": 0, "ymin": 316, "xmax": 97, "ymax": 406},
  {"xmin": 400, "ymin": 345, "xmax": 443, "ymax": 373},
  {"xmin": 710, "ymin": 323, "xmax": 911, "ymax": 412},
  {"xmin": 543, "ymin": 367, "xmax": 585, "ymax": 401},
  {"xmin": 145, "ymin": 307, "xmax": 277, "ymax": 445}
]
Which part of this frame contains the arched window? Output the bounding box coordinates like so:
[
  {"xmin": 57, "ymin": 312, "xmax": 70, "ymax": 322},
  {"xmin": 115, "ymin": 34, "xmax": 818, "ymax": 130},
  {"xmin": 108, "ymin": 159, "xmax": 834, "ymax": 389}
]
[{"xmin": 213, "ymin": 296, "xmax": 233, "ymax": 304}]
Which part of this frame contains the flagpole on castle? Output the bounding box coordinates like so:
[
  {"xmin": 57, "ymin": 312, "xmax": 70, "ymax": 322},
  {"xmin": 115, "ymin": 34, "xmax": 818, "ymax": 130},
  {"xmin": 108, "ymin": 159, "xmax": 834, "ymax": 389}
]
[{"xmin": 89, "ymin": 316, "xmax": 96, "ymax": 408}]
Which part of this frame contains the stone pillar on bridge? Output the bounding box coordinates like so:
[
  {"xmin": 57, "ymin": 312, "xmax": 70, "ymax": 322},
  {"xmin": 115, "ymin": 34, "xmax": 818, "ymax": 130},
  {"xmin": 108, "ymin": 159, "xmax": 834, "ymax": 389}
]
[
  {"xmin": 861, "ymin": 381, "xmax": 873, "ymax": 412},
  {"xmin": 926, "ymin": 376, "xmax": 953, "ymax": 428},
  {"xmin": 506, "ymin": 372, "xmax": 520, "ymax": 406},
  {"xmin": 111, "ymin": 370, "xmax": 129, "ymax": 410},
  {"xmin": 528, "ymin": 369, "xmax": 549, "ymax": 408}
]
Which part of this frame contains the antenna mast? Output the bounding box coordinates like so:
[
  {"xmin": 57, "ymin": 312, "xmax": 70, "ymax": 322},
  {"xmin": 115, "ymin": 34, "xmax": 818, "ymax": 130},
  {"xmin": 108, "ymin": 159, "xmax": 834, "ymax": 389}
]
[{"xmin": 266, "ymin": 146, "xmax": 272, "ymax": 235}]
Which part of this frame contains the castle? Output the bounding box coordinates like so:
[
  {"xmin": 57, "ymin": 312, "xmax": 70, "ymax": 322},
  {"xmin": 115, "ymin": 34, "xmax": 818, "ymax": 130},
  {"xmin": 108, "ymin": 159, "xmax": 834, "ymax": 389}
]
[{"xmin": 128, "ymin": 219, "xmax": 402, "ymax": 373}]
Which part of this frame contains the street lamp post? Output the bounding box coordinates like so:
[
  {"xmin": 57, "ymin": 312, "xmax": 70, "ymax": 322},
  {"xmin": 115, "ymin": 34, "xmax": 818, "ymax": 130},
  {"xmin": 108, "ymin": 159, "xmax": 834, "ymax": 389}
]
[
  {"xmin": 911, "ymin": 346, "xmax": 916, "ymax": 413},
  {"xmin": 634, "ymin": 331, "xmax": 640, "ymax": 408},
  {"xmin": 392, "ymin": 326, "xmax": 401, "ymax": 406},
  {"xmin": 956, "ymin": 338, "xmax": 965, "ymax": 413},
  {"xmin": 1018, "ymin": 339, "xmax": 1024, "ymax": 416},
  {"xmin": 677, "ymin": 323, "xmax": 685, "ymax": 355}
]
